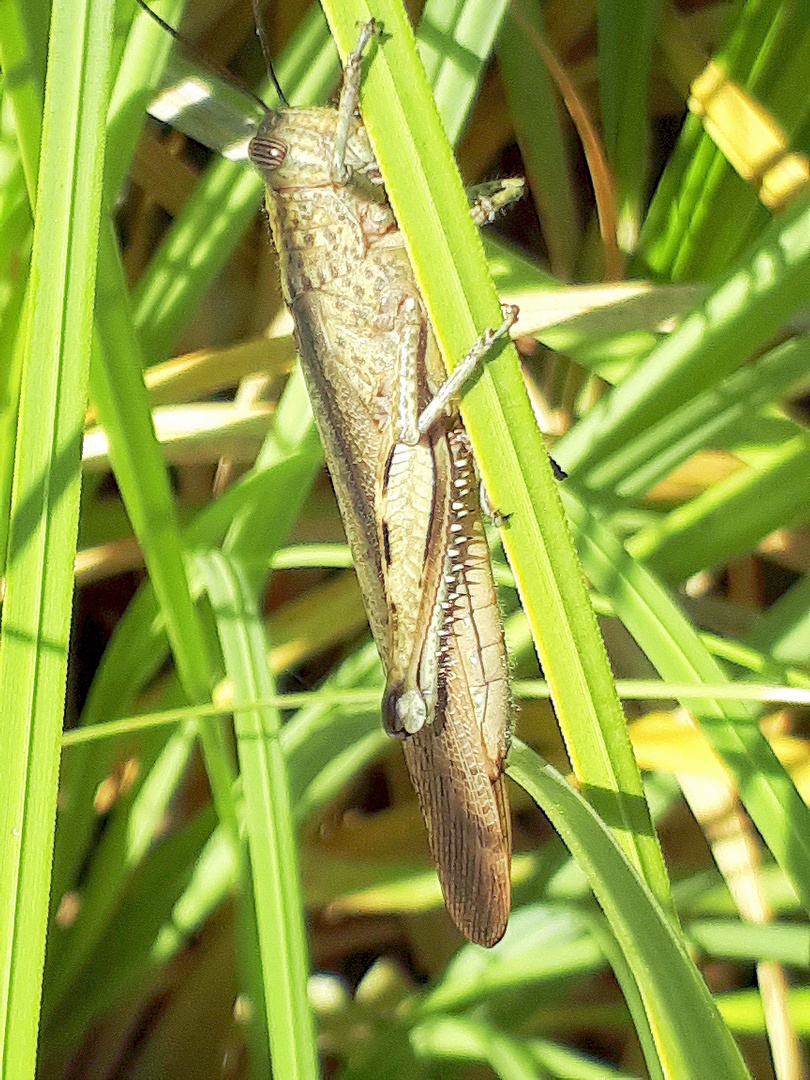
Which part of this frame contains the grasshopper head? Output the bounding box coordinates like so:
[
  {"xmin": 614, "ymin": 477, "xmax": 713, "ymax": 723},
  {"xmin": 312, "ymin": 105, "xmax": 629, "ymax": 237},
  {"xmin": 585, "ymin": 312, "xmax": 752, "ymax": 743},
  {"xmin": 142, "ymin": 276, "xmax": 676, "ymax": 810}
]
[{"xmin": 249, "ymin": 108, "xmax": 381, "ymax": 190}]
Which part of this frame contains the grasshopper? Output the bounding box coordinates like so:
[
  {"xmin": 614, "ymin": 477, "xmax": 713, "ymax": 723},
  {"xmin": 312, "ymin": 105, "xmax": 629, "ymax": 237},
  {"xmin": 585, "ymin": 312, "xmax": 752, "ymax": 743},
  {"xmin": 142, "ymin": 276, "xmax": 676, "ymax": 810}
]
[{"xmin": 248, "ymin": 20, "xmax": 518, "ymax": 947}]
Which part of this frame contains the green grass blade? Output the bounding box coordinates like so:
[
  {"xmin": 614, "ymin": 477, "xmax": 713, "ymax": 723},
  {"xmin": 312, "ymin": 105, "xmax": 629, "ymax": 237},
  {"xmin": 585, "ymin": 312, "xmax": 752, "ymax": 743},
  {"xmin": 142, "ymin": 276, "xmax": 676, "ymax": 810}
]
[
  {"xmin": 416, "ymin": 0, "xmax": 510, "ymax": 146},
  {"xmin": 16, "ymin": 0, "xmax": 807, "ymax": 1071},
  {"xmin": 597, "ymin": 333, "xmax": 810, "ymax": 499},
  {"xmin": 630, "ymin": 430, "xmax": 810, "ymax": 581},
  {"xmin": 687, "ymin": 919, "xmax": 810, "ymax": 965},
  {"xmin": 0, "ymin": 0, "xmax": 115, "ymax": 1072},
  {"xmin": 497, "ymin": 5, "xmax": 579, "ymax": 279},
  {"xmin": 597, "ymin": 0, "xmax": 661, "ymax": 252},
  {"xmin": 558, "ymin": 193, "xmax": 810, "ymax": 484},
  {"xmin": 92, "ymin": 217, "xmax": 240, "ymax": 844},
  {"xmin": 411, "ymin": 1016, "xmax": 547, "ymax": 1079},
  {"xmin": 105, "ymin": 0, "xmax": 189, "ymax": 197},
  {"xmin": 198, "ymin": 552, "xmax": 317, "ymax": 1080},
  {"xmin": 566, "ymin": 493, "xmax": 810, "ymax": 916},
  {"xmin": 46, "ymin": 403, "xmax": 322, "ymax": 1018},
  {"xmin": 40, "ymin": 808, "xmax": 220, "ymax": 1073},
  {"xmin": 747, "ymin": 574, "xmax": 810, "ymax": 664},
  {"xmin": 0, "ymin": 0, "xmax": 47, "ymax": 571},
  {"xmin": 0, "ymin": 0, "xmax": 49, "ymax": 198},
  {"xmin": 508, "ymin": 742, "xmax": 751, "ymax": 1080},
  {"xmin": 132, "ymin": 4, "xmax": 340, "ymax": 361},
  {"xmin": 641, "ymin": 1, "xmax": 810, "ymax": 280}
]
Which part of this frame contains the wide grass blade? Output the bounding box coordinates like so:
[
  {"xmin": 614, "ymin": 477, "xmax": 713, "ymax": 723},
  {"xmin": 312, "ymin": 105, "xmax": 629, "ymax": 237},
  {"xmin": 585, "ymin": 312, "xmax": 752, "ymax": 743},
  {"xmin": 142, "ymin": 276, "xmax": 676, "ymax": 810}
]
[{"xmin": 0, "ymin": 0, "xmax": 116, "ymax": 1072}]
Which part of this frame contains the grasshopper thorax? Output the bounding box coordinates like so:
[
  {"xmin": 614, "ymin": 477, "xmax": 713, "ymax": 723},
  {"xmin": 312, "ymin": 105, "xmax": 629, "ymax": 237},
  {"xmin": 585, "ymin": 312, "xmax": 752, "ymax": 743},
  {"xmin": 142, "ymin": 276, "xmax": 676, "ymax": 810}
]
[{"xmin": 249, "ymin": 109, "xmax": 381, "ymax": 191}]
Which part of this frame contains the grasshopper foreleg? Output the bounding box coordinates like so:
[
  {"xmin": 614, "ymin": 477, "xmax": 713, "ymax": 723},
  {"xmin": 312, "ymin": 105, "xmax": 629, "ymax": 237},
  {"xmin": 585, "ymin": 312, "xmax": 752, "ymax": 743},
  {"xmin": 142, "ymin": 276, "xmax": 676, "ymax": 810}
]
[{"xmin": 332, "ymin": 20, "xmax": 379, "ymax": 184}]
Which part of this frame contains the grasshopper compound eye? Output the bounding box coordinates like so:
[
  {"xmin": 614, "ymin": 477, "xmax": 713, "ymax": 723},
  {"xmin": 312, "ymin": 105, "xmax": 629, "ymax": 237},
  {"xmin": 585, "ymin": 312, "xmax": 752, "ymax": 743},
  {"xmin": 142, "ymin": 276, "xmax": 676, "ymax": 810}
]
[{"xmin": 249, "ymin": 137, "xmax": 287, "ymax": 170}]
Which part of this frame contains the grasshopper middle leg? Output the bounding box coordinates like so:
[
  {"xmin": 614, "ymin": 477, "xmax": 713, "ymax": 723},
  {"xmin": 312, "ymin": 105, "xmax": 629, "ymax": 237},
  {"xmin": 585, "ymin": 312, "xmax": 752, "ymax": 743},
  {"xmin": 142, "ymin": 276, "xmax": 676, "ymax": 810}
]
[{"xmin": 415, "ymin": 305, "xmax": 518, "ymax": 438}]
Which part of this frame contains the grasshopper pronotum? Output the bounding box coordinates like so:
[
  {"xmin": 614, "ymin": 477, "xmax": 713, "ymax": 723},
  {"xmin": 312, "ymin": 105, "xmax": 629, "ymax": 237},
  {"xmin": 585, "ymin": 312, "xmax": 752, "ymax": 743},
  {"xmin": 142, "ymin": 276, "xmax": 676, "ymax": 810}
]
[{"xmin": 249, "ymin": 21, "xmax": 517, "ymax": 946}]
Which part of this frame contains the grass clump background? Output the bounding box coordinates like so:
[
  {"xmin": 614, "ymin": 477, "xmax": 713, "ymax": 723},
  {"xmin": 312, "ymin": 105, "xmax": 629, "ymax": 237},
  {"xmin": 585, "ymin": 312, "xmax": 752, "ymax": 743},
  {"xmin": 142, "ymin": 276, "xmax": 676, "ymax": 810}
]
[{"xmin": 2, "ymin": 0, "xmax": 810, "ymax": 1077}]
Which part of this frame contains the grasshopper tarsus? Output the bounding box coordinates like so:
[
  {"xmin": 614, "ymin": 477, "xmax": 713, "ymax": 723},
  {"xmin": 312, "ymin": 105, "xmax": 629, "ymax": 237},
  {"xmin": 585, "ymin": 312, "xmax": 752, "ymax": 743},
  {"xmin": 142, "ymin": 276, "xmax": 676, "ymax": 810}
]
[
  {"xmin": 550, "ymin": 457, "xmax": 568, "ymax": 481},
  {"xmin": 479, "ymin": 480, "xmax": 509, "ymax": 527},
  {"xmin": 350, "ymin": 19, "xmax": 380, "ymax": 56},
  {"xmin": 468, "ymin": 178, "xmax": 526, "ymax": 227}
]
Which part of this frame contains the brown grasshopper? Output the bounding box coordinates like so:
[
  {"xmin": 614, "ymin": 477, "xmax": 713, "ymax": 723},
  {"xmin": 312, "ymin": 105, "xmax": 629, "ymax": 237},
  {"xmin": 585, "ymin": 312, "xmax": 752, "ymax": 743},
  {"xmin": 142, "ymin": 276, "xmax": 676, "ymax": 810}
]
[{"xmin": 249, "ymin": 21, "xmax": 518, "ymax": 946}]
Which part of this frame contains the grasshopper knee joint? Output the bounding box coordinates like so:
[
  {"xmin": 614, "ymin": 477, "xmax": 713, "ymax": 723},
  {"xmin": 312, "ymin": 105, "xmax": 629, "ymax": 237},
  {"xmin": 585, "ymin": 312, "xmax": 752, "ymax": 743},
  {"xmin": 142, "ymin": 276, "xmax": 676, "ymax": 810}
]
[{"xmin": 383, "ymin": 684, "xmax": 430, "ymax": 736}]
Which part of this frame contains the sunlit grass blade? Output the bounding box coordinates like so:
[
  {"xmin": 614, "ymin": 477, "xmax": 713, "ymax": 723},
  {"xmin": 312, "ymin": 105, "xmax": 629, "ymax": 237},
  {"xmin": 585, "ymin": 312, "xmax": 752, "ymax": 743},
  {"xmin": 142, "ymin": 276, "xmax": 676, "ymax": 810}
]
[
  {"xmin": 557, "ymin": 193, "xmax": 810, "ymax": 485},
  {"xmin": 0, "ymin": 0, "xmax": 116, "ymax": 1073},
  {"xmin": 133, "ymin": 4, "xmax": 340, "ymax": 360},
  {"xmin": 566, "ymin": 493, "xmax": 810, "ymax": 917},
  {"xmin": 496, "ymin": 4, "xmax": 579, "ymax": 279},
  {"xmin": 199, "ymin": 552, "xmax": 317, "ymax": 1080},
  {"xmin": 415, "ymin": 0, "xmax": 509, "ymax": 146},
  {"xmin": 641, "ymin": 2, "xmax": 810, "ymax": 280},
  {"xmin": 93, "ymin": 213, "xmax": 237, "ymax": 796},
  {"xmin": 592, "ymin": 334, "xmax": 810, "ymax": 500},
  {"xmin": 630, "ymin": 431, "xmax": 810, "ymax": 581},
  {"xmin": 509, "ymin": 742, "xmax": 752, "ymax": 1080},
  {"xmin": 46, "ymin": 390, "xmax": 322, "ymax": 1017}
]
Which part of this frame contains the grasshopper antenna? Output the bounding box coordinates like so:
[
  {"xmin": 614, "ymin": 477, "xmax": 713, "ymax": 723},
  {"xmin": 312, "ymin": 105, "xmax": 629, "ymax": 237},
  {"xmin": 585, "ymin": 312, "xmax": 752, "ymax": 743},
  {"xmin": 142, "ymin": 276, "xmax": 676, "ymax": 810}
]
[
  {"xmin": 250, "ymin": 0, "xmax": 289, "ymax": 107},
  {"xmin": 133, "ymin": 0, "xmax": 284, "ymax": 113}
]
